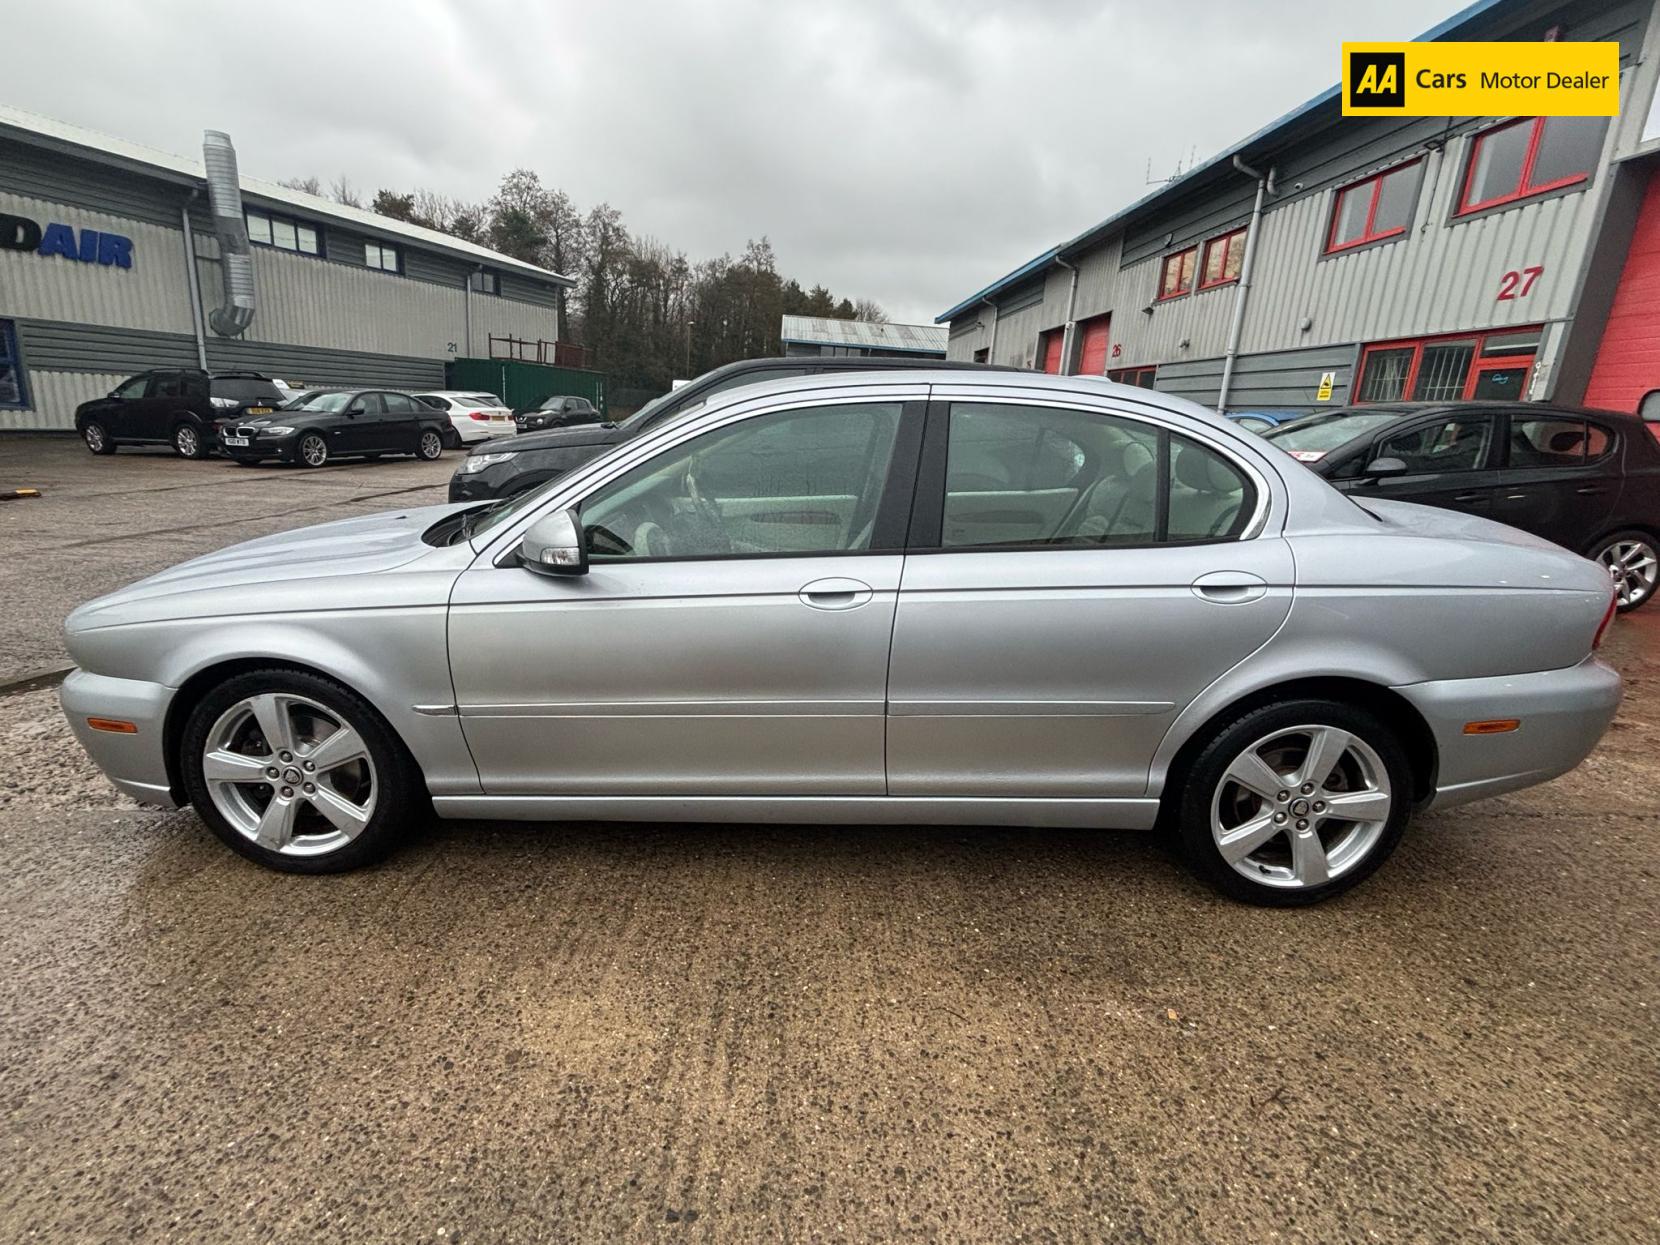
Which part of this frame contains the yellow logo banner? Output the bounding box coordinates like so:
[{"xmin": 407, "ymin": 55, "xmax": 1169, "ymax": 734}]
[{"xmin": 1342, "ymin": 42, "xmax": 1619, "ymax": 116}]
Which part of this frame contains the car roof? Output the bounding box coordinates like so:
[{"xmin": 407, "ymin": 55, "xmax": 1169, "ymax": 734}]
[{"xmin": 1314, "ymin": 400, "xmax": 1641, "ymax": 424}]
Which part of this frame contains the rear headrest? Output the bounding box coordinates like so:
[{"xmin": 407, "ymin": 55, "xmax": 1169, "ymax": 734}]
[
  {"xmin": 1173, "ymin": 444, "xmax": 1236, "ymax": 492},
  {"xmin": 1120, "ymin": 440, "xmax": 1155, "ymax": 478},
  {"xmin": 1548, "ymin": 429, "xmax": 1585, "ymax": 453}
]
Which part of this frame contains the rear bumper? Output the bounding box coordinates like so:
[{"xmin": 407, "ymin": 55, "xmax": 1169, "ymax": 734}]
[
  {"xmin": 1398, "ymin": 657, "xmax": 1621, "ymax": 811},
  {"xmin": 59, "ymin": 669, "xmax": 182, "ymax": 807}
]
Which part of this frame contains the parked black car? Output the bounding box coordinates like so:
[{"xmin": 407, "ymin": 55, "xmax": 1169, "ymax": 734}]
[
  {"xmin": 75, "ymin": 369, "xmax": 285, "ymax": 459},
  {"xmin": 219, "ymin": 388, "xmax": 451, "ymax": 468},
  {"xmin": 515, "ymin": 394, "xmax": 603, "ymax": 432},
  {"xmin": 1265, "ymin": 401, "xmax": 1660, "ymax": 609},
  {"xmin": 449, "ymin": 356, "xmax": 1019, "ymax": 503}
]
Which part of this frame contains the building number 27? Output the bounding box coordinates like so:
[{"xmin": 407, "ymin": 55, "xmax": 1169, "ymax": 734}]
[{"xmin": 1496, "ymin": 265, "xmax": 1544, "ymax": 301}]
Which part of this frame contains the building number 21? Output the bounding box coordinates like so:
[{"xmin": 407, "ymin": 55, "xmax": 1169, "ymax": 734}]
[{"xmin": 1496, "ymin": 265, "xmax": 1544, "ymax": 301}]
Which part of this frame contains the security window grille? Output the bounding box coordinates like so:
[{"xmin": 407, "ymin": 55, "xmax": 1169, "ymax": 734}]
[
  {"xmin": 365, "ymin": 241, "xmax": 402, "ymax": 273},
  {"xmin": 1354, "ymin": 330, "xmax": 1539, "ymax": 404},
  {"xmin": 1199, "ymin": 229, "xmax": 1246, "ymax": 288},
  {"xmin": 1157, "ymin": 248, "xmax": 1196, "ymax": 300},
  {"xmin": 1326, "ymin": 161, "xmax": 1420, "ymax": 253},
  {"xmin": 0, "ymin": 318, "xmax": 28, "ymax": 409},
  {"xmin": 469, "ymin": 270, "xmax": 500, "ymax": 295},
  {"xmin": 246, "ymin": 209, "xmax": 320, "ymax": 255},
  {"xmin": 1459, "ymin": 116, "xmax": 1606, "ymax": 214}
]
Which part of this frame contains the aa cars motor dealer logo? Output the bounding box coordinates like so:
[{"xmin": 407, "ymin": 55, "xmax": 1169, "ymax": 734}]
[{"xmin": 1342, "ymin": 41, "xmax": 1619, "ymax": 116}]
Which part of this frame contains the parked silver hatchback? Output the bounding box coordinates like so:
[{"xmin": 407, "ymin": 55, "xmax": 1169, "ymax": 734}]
[{"xmin": 61, "ymin": 372, "xmax": 1621, "ymax": 904}]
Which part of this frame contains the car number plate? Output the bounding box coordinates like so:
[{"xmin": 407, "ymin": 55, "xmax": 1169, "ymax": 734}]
[
  {"xmin": 247, "ymin": 407, "xmax": 273, "ymax": 415},
  {"xmin": 224, "ymin": 436, "xmax": 250, "ymax": 447}
]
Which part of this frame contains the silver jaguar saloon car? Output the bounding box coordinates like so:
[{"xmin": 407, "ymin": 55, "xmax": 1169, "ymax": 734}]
[{"xmin": 61, "ymin": 371, "xmax": 1622, "ymax": 905}]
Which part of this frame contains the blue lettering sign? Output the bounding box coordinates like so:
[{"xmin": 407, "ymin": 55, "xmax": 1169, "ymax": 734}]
[{"xmin": 26, "ymin": 220, "xmax": 135, "ymax": 268}]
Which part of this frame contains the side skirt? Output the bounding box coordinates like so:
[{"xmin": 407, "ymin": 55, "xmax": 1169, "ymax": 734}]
[{"xmin": 430, "ymin": 795, "xmax": 1161, "ymax": 830}]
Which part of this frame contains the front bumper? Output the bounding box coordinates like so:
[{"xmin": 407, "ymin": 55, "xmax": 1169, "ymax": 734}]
[
  {"xmin": 220, "ymin": 433, "xmax": 301, "ymax": 463},
  {"xmin": 1399, "ymin": 657, "xmax": 1622, "ymax": 811},
  {"xmin": 59, "ymin": 669, "xmax": 182, "ymax": 807}
]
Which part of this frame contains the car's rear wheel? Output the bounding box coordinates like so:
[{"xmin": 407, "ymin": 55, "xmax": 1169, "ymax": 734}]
[
  {"xmin": 180, "ymin": 669, "xmax": 423, "ymax": 873},
  {"xmin": 298, "ymin": 433, "xmax": 328, "ymax": 468},
  {"xmin": 172, "ymin": 422, "xmax": 207, "ymax": 459},
  {"xmin": 1593, "ymin": 530, "xmax": 1658, "ymax": 612},
  {"xmin": 82, "ymin": 421, "xmax": 115, "ymax": 455},
  {"xmin": 417, "ymin": 429, "xmax": 444, "ymax": 460},
  {"xmin": 1177, "ymin": 699, "xmax": 1412, "ymax": 906}
]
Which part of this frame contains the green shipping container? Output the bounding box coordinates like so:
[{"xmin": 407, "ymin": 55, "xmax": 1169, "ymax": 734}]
[{"xmin": 446, "ymin": 358, "xmax": 607, "ymax": 415}]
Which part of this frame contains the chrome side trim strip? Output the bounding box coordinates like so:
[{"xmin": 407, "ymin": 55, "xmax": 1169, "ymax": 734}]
[
  {"xmin": 456, "ymin": 699, "xmax": 883, "ymax": 718},
  {"xmin": 412, "ymin": 703, "xmax": 458, "ymax": 716},
  {"xmin": 431, "ymin": 794, "xmax": 1160, "ymax": 830},
  {"xmin": 887, "ymin": 699, "xmax": 1174, "ymax": 717}
]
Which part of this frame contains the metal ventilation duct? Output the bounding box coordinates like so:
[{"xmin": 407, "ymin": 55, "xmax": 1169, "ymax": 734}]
[{"xmin": 202, "ymin": 130, "xmax": 255, "ymax": 337}]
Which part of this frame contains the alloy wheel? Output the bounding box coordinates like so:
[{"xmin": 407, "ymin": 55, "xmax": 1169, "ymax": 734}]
[
  {"xmin": 84, "ymin": 424, "xmax": 106, "ymax": 452},
  {"xmin": 300, "ymin": 434, "xmax": 328, "ymax": 467},
  {"xmin": 1598, "ymin": 537, "xmax": 1658, "ymax": 608},
  {"xmin": 201, "ymin": 692, "xmax": 377, "ymax": 858},
  {"xmin": 1210, "ymin": 724, "xmax": 1393, "ymax": 890},
  {"xmin": 175, "ymin": 425, "xmax": 198, "ymax": 457},
  {"xmin": 419, "ymin": 430, "xmax": 443, "ymax": 459}
]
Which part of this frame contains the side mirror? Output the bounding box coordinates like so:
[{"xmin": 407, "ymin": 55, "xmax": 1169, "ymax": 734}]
[
  {"xmin": 1361, "ymin": 456, "xmax": 1408, "ymax": 480},
  {"xmin": 520, "ymin": 508, "xmax": 588, "ymax": 576}
]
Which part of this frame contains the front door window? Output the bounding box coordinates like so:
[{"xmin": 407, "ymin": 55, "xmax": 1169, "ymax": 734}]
[{"xmin": 581, "ymin": 403, "xmax": 904, "ymax": 559}]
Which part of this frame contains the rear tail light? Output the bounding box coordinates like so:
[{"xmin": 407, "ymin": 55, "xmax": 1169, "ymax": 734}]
[
  {"xmin": 1593, "ymin": 586, "xmax": 1618, "ymax": 649},
  {"xmin": 468, "ymin": 412, "xmax": 489, "ymax": 421}
]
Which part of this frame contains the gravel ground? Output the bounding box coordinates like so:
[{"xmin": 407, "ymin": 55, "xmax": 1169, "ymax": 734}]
[{"xmin": 0, "ymin": 686, "xmax": 139, "ymax": 810}]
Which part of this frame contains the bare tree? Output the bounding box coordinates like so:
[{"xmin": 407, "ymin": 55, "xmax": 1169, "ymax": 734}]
[
  {"xmin": 853, "ymin": 298, "xmax": 888, "ymax": 323},
  {"xmin": 278, "ymin": 175, "xmax": 322, "ymax": 196},
  {"xmin": 329, "ymin": 176, "xmax": 361, "ymax": 209}
]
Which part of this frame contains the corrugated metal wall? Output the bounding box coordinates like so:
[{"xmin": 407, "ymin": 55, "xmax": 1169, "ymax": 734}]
[
  {"xmin": 1155, "ymin": 343, "xmax": 1359, "ymax": 409},
  {"xmin": 0, "ymin": 190, "xmax": 195, "ymax": 334},
  {"xmin": 15, "ymin": 318, "xmax": 198, "ymax": 372},
  {"xmin": 0, "ymin": 368, "xmax": 127, "ymax": 432}
]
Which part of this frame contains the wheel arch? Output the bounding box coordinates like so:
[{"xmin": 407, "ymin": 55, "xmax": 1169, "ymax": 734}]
[
  {"xmin": 162, "ymin": 655, "xmax": 436, "ymax": 806},
  {"xmin": 1154, "ymin": 676, "xmax": 1439, "ymax": 816}
]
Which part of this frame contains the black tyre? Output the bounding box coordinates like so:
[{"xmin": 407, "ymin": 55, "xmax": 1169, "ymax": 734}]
[
  {"xmin": 172, "ymin": 421, "xmax": 208, "ymax": 459},
  {"xmin": 180, "ymin": 668, "xmax": 425, "ymax": 873},
  {"xmin": 82, "ymin": 421, "xmax": 116, "ymax": 455},
  {"xmin": 298, "ymin": 433, "xmax": 329, "ymax": 468},
  {"xmin": 1176, "ymin": 699, "xmax": 1413, "ymax": 906},
  {"xmin": 417, "ymin": 428, "xmax": 445, "ymax": 460},
  {"xmin": 1591, "ymin": 530, "xmax": 1658, "ymax": 612}
]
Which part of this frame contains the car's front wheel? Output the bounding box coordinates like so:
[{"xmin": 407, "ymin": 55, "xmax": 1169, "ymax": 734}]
[
  {"xmin": 298, "ymin": 433, "xmax": 329, "ymax": 468},
  {"xmin": 172, "ymin": 422, "xmax": 207, "ymax": 459},
  {"xmin": 1177, "ymin": 699, "xmax": 1412, "ymax": 906},
  {"xmin": 82, "ymin": 421, "xmax": 115, "ymax": 455},
  {"xmin": 180, "ymin": 669, "xmax": 423, "ymax": 873},
  {"xmin": 417, "ymin": 429, "xmax": 445, "ymax": 460},
  {"xmin": 1592, "ymin": 530, "xmax": 1658, "ymax": 612}
]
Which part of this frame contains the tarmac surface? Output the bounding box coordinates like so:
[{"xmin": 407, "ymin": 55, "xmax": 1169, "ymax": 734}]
[{"xmin": 1, "ymin": 436, "xmax": 1656, "ymax": 1242}]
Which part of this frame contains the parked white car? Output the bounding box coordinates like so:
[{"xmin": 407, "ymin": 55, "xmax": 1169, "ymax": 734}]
[{"xmin": 414, "ymin": 392, "xmax": 515, "ymax": 446}]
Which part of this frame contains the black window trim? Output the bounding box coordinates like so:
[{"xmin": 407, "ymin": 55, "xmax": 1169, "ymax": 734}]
[
  {"xmin": 245, "ymin": 206, "xmax": 325, "ymax": 258},
  {"xmin": 1495, "ymin": 410, "xmax": 1618, "ymax": 470}
]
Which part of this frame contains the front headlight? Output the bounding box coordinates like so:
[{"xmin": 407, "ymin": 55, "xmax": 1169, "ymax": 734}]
[
  {"xmin": 259, "ymin": 425, "xmax": 297, "ymax": 435},
  {"xmin": 460, "ymin": 452, "xmax": 518, "ymax": 474}
]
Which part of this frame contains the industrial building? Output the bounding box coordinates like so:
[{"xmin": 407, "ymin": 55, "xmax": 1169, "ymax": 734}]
[
  {"xmin": 938, "ymin": 0, "xmax": 1660, "ymax": 417},
  {"xmin": 780, "ymin": 315, "xmax": 947, "ymax": 359},
  {"xmin": 0, "ymin": 104, "xmax": 574, "ymax": 431}
]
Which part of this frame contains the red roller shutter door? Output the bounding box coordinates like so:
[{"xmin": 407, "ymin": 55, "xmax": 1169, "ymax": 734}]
[
  {"xmin": 1040, "ymin": 330, "xmax": 1064, "ymax": 374},
  {"xmin": 1584, "ymin": 168, "xmax": 1660, "ymax": 412},
  {"xmin": 1077, "ymin": 315, "xmax": 1111, "ymax": 375}
]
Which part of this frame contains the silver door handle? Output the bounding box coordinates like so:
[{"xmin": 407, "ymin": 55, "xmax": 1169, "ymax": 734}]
[
  {"xmin": 1190, "ymin": 571, "xmax": 1269, "ymax": 604},
  {"xmin": 798, "ymin": 577, "xmax": 873, "ymax": 610}
]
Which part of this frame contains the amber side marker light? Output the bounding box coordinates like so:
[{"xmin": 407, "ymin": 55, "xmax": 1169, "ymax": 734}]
[
  {"xmin": 86, "ymin": 718, "xmax": 138, "ymax": 734},
  {"xmin": 1463, "ymin": 719, "xmax": 1521, "ymax": 735}
]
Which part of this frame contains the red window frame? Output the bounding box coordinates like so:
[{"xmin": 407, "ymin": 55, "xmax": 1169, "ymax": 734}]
[
  {"xmin": 1325, "ymin": 160, "xmax": 1420, "ymax": 254},
  {"xmin": 1199, "ymin": 228, "xmax": 1247, "ymax": 289},
  {"xmin": 1157, "ymin": 247, "xmax": 1196, "ymax": 301},
  {"xmin": 1458, "ymin": 117, "xmax": 1592, "ymax": 215},
  {"xmin": 1108, "ymin": 365, "xmax": 1157, "ymax": 388},
  {"xmin": 1353, "ymin": 327, "xmax": 1540, "ymax": 404}
]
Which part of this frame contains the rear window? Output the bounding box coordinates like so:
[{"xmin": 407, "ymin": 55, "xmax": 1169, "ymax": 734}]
[
  {"xmin": 1265, "ymin": 412, "xmax": 1399, "ymax": 462},
  {"xmin": 467, "ymin": 394, "xmax": 503, "ymax": 407},
  {"xmin": 212, "ymin": 377, "xmax": 284, "ymax": 404}
]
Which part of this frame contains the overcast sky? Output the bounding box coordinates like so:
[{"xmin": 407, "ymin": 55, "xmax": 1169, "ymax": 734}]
[{"xmin": 8, "ymin": 0, "xmax": 1455, "ymax": 323}]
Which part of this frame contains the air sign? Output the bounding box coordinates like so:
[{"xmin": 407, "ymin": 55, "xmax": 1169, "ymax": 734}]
[{"xmin": 0, "ymin": 212, "xmax": 134, "ymax": 268}]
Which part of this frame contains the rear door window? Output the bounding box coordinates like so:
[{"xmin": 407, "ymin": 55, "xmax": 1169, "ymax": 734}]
[{"xmin": 1507, "ymin": 415, "xmax": 1614, "ymax": 466}]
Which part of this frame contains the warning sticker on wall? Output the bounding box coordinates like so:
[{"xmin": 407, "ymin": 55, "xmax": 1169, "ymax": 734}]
[{"xmin": 1316, "ymin": 372, "xmax": 1335, "ymax": 401}]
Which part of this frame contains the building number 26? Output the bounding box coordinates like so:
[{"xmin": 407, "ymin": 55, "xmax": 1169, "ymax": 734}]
[{"xmin": 1497, "ymin": 265, "xmax": 1544, "ymax": 301}]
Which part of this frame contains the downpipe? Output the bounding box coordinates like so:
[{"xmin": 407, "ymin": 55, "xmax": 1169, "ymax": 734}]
[
  {"xmin": 1056, "ymin": 257, "xmax": 1079, "ymax": 374},
  {"xmin": 1216, "ymin": 156, "xmax": 1275, "ymax": 414}
]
